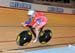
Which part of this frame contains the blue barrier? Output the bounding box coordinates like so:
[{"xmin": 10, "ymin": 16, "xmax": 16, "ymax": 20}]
[
  {"xmin": 48, "ymin": 6, "xmax": 64, "ymax": 13},
  {"xmin": 10, "ymin": 1, "xmax": 31, "ymax": 9}
]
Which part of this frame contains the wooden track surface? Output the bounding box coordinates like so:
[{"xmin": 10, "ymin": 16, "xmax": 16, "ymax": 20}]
[{"xmin": 0, "ymin": 7, "xmax": 75, "ymax": 53}]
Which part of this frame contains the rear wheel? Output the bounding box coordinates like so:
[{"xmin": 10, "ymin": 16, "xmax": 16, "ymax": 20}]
[{"xmin": 39, "ymin": 29, "xmax": 52, "ymax": 44}]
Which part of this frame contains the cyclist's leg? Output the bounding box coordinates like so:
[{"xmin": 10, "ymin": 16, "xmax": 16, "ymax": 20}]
[{"xmin": 33, "ymin": 22, "xmax": 46, "ymax": 43}]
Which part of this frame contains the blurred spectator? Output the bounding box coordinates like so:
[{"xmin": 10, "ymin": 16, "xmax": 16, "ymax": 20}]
[
  {"xmin": 64, "ymin": 0, "xmax": 70, "ymax": 3},
  {"xmin": 14, "ymin": 0, "xmax": 34, "ymax": 3}
]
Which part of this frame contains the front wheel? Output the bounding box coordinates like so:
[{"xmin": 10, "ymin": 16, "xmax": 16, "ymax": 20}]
[{"xmin": 16, "ymin": 30, "xmax": 32, "ymax": 46}]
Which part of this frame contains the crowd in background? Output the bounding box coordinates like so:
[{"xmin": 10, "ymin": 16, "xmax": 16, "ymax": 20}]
[
  {"xmin": 14, "ymin": 0, "xmax": 75, "ymax": 3},
  {"xmin": 14, "ymin": 0, "xmax": 75, "ymax": 8}
]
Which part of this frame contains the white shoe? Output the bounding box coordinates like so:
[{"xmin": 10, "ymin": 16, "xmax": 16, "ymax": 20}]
[{"xmin": 33, "ymin": 39, "xmax": 38, "ymax": 43}]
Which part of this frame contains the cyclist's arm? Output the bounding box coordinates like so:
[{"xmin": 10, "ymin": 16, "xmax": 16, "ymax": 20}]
[{"xmin": 21, "ymin": 17, "xmax": 32, "ymax": 27}]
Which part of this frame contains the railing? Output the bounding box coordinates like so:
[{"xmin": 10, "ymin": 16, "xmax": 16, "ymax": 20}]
[{"xmin": 33, "ymin": 0, "xmax": 75, "ymax": 8}]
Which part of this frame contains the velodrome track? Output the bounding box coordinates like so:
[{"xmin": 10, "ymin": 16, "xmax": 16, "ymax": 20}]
[{"xmin": 0, "ymin": 7, "xmax": 75, "ymax": 53}]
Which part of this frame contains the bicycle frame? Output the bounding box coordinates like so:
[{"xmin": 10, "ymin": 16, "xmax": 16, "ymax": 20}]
[{"xmin": 28, "ymin": 26, "xmax": 44, "ymax": 38}]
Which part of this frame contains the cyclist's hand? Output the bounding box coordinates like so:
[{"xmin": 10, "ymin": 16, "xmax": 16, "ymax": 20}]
[{"xmin": 21, "ymin": 22, "xmax": 27, "ymax": 27}]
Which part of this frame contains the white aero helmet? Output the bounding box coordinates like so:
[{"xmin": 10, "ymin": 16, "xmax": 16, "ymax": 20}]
[{"xmin": 28, "ymin": 10, "xmax": 35, "ymax": 16}]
